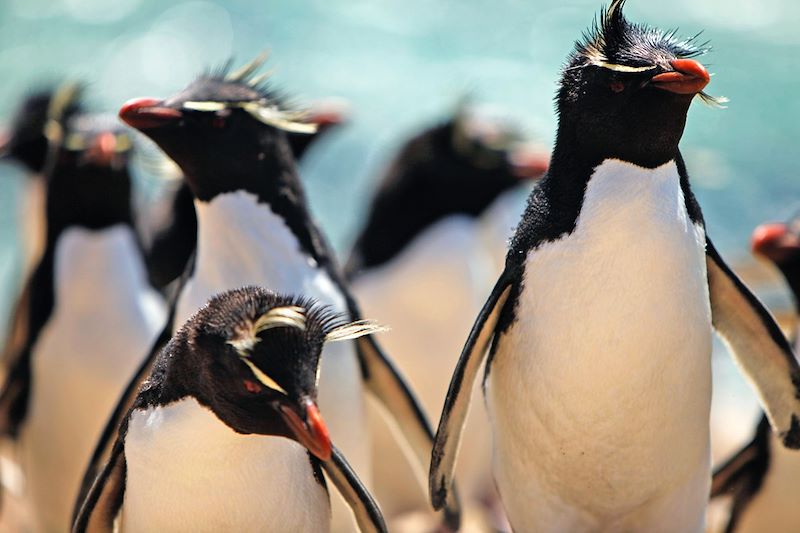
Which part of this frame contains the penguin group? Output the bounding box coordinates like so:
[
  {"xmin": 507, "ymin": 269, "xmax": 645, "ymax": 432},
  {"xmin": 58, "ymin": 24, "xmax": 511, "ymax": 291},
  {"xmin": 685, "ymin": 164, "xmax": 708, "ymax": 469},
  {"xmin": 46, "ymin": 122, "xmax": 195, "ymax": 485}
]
[{"xmin": 0, "ymin": 1, "xmax": 797, "ymax": 532}]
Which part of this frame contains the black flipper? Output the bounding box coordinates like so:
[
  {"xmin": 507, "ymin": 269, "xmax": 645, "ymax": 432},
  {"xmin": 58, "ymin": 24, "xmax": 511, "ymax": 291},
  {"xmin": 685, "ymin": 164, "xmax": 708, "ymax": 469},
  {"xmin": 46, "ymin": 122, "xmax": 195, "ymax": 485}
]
[
  {"xmin": 72, "ymin": 438, "xmax": 127, "ymax": 533},
  {"xmin": 429, "ymin": 268, "xmax": 514, "ymax": 511},
  {"xmin": 322, "ymin": 445, "xmax": 387, "ymax": 533},
  {"xmin": 711, "ymin": 415, "xmax": 771, "ymax": 533},
  {"xmin": 706, "ymin": 237, "xmax": 800, "ymax": 448},
  {"xmin": 0, "ymin": 250, "xmax": 55, "ymax": 437},
  {"xmin": 355, "ymin": 334, "xmax": 461, "ymax": 530}
]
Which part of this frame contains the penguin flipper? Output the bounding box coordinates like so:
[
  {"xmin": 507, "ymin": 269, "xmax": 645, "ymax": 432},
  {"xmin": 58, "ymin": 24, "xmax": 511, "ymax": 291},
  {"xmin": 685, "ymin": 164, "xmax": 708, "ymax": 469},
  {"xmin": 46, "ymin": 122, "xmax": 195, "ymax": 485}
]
[
  {"xmin": 72, "ymin": 439, "xmax": 127, "ymax": 533},
  {"xmin": 711, "ymin": 415, "xmax": 770, "ymax": 498},
  {"xmin": 355, "ymin": 334, "xmax": 461, "ymax": 530},
  {"xmin": 429, "ymin": 270, "xmax": 514, "ymax": 512},
  {"xmin": 711, "ymin": 415, "xmax": 771, "ymax": 533},
  {"xmin": 706, "ymin": 237, "xmax": 800, "ymax": 448},
  {"xmin": 322, "ymin": 445, "xmax": 387, "ymax": 533}
]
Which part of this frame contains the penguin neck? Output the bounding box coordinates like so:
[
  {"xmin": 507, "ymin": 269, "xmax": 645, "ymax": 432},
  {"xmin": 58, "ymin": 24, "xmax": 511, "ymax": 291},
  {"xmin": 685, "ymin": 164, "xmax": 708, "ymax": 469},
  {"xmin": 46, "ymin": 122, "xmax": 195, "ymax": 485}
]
[
  {"xmin": 44, "ymin": 169, "xmax": 136, "ymax": 245},
  {"xmin": 192, "ymin": 191, "xmax": 325, "ymax": 295},
  {"xmin": 186, "ymin": 136, "xmax": 332, "ymax": 271},
  {"xmin": 507, "ymin": 125, "xmax": 703, "ymax": 269}
]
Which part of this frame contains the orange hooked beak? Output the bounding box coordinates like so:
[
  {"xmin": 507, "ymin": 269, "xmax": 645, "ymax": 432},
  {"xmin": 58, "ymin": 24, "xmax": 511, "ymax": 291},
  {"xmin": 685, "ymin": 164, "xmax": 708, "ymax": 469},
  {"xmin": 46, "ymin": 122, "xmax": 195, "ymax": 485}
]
[
  {"xmin": 650, "ymin": 59, "xmax": 711, "ymax": 95},
  {"xmin": 119, "ymin": 97, "xmax": 182, "ymax": 130},
  {"xmin": 278, "ymin": 398, "xmax": 332, "ymax": 461}
]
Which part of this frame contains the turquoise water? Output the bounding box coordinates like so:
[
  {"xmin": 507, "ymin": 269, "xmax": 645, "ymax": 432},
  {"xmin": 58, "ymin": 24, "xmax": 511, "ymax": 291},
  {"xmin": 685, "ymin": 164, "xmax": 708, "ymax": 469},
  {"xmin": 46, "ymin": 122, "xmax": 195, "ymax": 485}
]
[{"xmin": 0, "ymin": 0, "xmax": 798, "ymax": 316}]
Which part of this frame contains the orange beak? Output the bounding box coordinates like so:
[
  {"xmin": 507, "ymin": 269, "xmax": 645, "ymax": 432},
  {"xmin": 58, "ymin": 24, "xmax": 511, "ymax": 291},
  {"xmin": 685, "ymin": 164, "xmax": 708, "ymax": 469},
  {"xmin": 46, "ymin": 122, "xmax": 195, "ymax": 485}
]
[
  {"xmin": 119, "ymin": 97, "xmax": 182, "ymax": 130},
  {"xmin": 651, "ymin": 59, "xmax": 710, "ymax": 95},
  {"xmin": 278, "ymin": 398, "xmax": 332, "ymax": 461}
]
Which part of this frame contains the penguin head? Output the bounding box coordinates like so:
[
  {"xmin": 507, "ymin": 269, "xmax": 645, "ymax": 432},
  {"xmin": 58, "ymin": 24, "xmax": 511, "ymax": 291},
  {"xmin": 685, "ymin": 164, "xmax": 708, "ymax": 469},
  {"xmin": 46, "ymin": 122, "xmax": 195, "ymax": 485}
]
[
  {"xmin": 0, "ymin": 87, "xmax": 78, "ymax": 173},
  {"xmin": 118, "ymin": 52, "xmax": 318, "ymax": 200},
  {"xmin": 557, "ymin": 0, "xmax": 723, "ymax": 167},
  {"xmin": 45, "ymin": 86, "xmax": 135, "ymax": 231},
  {"xmin": 447, "ymin": 105, "xmax": 548, "ymax": 181},
  {"xmin": 752, "ymin": 218, "xmax": 800, "ymax": 274},
  {"xmin": 178, "ymin": 286, "xmax": 384, "ymax": 461}
]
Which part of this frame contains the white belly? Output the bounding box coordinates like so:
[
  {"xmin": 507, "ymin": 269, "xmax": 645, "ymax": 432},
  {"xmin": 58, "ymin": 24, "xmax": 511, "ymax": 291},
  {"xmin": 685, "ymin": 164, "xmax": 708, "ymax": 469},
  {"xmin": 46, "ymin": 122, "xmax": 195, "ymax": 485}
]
[
  {"xmin": 22, "ymin": 225, "xmax": 166, "ymax": 532},
  {"xmin": 175, "ymin": 191, "xmax": 367, "ymax": 531},
  {"xmin": 486, "ymin": 159, "xmax": 713, "ymax": 532},
  {"xmin": 122, "ymin": 398, "xmax": 330, "ymax": 532}
]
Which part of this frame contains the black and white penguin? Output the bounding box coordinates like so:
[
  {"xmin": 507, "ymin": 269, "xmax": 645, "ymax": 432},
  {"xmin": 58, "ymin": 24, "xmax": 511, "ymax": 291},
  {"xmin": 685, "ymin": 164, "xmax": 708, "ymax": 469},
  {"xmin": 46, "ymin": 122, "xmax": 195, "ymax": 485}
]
[
  {"xmin": 710, "ymin": 218, "xmax": 800, "ymax": 533},
  {"xmin": 144, "ymin": 97, "xmax": 349, "ymax": 290},
  {"xmin": 0, "ymin": 86, "xmax": 165, "ymax": 531},
  {"xmin": 0, "ymin": 87, "xmax": 73, "ymax": 284},
  {"xmin": 73, "ymin": 286, "xmax": 386, "ymax": 533},
  {"xmin": 80, "ymin": 55, "xmax": 459, "ymax": 531},
  {"xmin": 346, "ymin": 107, "xmax": 547, "ymax": 520},
  {"xmin": 429, "ymin": 2, "xmax": 800, "ymax": 531}
]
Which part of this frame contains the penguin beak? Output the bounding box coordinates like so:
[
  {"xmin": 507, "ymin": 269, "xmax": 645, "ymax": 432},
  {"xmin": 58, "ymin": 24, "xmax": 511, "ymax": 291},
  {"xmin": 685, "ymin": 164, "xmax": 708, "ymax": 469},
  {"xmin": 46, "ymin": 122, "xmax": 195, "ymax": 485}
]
[
  {"xmin": 508, "ymin": 143, "xmax": 549, "ymax": 179},
  {"xmin": 650, "ymin": 59, "xmax": 710, "ymax": 95},
  {"xmin": 752, "ymin": 223, "xmax": 800, "ymax": 262},
  {"xmin": 278, "ymin": 397, "xmax": 332, "ymax": 461},
  {"xmin": 119, "ymin": 98, "xmax": 182, "ymax": 130}
]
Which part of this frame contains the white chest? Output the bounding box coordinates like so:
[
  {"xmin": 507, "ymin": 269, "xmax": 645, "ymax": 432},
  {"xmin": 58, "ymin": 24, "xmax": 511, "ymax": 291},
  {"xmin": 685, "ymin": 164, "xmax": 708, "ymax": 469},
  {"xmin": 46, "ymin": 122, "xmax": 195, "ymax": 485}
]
[
  {"xmin": 176, "ymin": 191, "xmax": 347, "ymax": 326},
  {"xmin": 486, "ymin": 159, "xmax": 713, "ymax": 530},
  {"xmin": 123, "ymin": 398, "xmax": 330, "ymax": 532},
  {"xmin": 23, "ymin": 225, "xmax": 166, "ymax": 531}
]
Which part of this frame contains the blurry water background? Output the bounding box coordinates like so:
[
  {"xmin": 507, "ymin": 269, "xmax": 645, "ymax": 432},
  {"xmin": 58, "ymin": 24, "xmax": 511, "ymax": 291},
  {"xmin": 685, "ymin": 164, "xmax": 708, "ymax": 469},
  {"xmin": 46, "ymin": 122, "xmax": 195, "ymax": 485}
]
[{"xmin": 0, "ymin": 0, "xmax": 797, "ymax": 457}]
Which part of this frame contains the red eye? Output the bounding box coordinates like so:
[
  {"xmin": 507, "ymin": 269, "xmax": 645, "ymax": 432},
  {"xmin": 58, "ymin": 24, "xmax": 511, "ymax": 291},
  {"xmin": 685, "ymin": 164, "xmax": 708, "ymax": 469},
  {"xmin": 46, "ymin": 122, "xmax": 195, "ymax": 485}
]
[
  {"xmin": 610, "ymin": 81, "xmax": 625, "ymax": 93},
  {"xmin": 243, "ymin": 379, "xmax": 262, "ymax": 394},
  {"xmin": 213, "ymin": 117, "xmax": 226, "ymax": 128}
]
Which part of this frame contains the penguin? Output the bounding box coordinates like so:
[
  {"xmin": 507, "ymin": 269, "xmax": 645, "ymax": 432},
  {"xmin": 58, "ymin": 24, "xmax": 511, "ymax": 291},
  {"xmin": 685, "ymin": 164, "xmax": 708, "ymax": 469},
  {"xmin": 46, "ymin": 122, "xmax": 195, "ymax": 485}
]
[
  {"xmin": 0, "ymin": 87, "xmax": 74, "ymax": 295},
  {"xmin": 144, "ymin": 98, "xmax": 349, "ymax": 290},
  {"xmin": 73, "ymin": 286, "xmax": 387, "ymax": 533},
  {"xmin": 429, "ymin": 2, "xmax": 800, "ymax": 532},
  {"xmin": 710, "ymin": 218, "xmax": 800, "ymax": 533},
  {"xmin": 346, "ymin": 106, "xmax": 547, "ymax": 521},
  {"xmin": 79, "ymin": 54, "xmax": 460, "ymax": 531},
  {"xmin": 0, "ymin": 85, "xmax": 166, "ymax": 531}
]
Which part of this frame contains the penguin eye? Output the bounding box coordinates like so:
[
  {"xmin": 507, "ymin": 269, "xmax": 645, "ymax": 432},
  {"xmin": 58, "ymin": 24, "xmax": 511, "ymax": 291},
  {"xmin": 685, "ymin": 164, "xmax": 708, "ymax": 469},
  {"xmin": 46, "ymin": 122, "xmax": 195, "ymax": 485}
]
[
  {"xmin": 212, "ymin": 116, "xmax": 227, "ymax": 129},
  {"xmin": 243, "ymin": 379, "xmax": 262, "ymax": 394},
  {"xmin": 609, "ymin": 81, "xmax": 625, "ymax": 93}
]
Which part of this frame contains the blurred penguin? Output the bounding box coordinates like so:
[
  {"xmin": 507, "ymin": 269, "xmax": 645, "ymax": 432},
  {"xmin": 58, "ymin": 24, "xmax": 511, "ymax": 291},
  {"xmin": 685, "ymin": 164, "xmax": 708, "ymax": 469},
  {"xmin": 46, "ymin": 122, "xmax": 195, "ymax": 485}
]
[
  {"xmin": 0, "ymin": 84, "xmax": 165, "ymax": 531},
  {"xmin": 0, "ymin": 88, "xmax": 72, "ymax": 301},
  {"xmin": 346, "ymin": 105, "xmax": 547, "ymax": 525},
  {"xmin": 711, "ymin": 218, "xmax": 800, "ymax": 533}
]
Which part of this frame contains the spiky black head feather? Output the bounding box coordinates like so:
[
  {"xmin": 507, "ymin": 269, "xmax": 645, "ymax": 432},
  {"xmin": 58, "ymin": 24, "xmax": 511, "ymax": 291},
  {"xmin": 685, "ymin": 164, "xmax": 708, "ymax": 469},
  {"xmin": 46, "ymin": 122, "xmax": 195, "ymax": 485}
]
[{"xmin": 572, "ymin": 0, "xmax": 708, "ymax": 70}]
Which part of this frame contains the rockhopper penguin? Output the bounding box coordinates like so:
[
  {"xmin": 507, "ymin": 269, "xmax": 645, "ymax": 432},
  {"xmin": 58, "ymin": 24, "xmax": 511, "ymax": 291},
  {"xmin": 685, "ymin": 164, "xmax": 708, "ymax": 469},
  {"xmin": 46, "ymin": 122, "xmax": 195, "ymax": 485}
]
[
  {"xmin": 73, "ymin": 286, "xmax": 387, "ymax": 533},
  {"xmin": 710, "ymin": 217, "xmax": 800, "ymax": 533},
  {"xmin": 429, "ymin": 2, "xmax": 800, "ymax": 532},
  {"xmin": 347, "ymin": 107, "xmax": 547, "ymax": 520},
  {"xmin": 0, "ymin": 84, "xmax": 165, "ymax": 531},
  {"xmin": 78, "ymin": 55, "xmax": 460, "ymax": 531}
]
